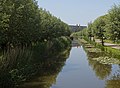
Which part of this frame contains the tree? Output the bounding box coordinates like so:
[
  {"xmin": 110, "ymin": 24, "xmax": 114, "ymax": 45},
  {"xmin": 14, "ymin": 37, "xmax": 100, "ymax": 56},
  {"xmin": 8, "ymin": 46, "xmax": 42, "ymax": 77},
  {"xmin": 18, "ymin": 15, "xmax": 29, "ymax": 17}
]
[
  {"xmin": 87, "ymin": 22, "xmax": 93, "ymax": 41},
  {"xmin": 106, "ymin": 4, "xmax": 120, "ymax": 42},
  {"xmin": 92, "ymin": 15, "xmax": 107, "ymax": 45}
]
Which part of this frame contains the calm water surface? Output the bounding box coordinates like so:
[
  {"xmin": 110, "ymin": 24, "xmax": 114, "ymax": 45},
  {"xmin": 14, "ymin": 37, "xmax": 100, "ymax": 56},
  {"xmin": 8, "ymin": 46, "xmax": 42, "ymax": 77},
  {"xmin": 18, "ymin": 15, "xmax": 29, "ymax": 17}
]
[{"xmin": 51, "ymin": 46, "xmax": 120, "ymax": 88}]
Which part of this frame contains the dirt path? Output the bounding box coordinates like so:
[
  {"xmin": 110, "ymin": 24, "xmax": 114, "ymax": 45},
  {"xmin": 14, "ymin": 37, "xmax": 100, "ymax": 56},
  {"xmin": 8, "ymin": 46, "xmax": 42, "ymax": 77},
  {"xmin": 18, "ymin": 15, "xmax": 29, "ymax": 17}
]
[{"xmin": 95, "ymin": 39, "xmax": 120, "ymax": 49}]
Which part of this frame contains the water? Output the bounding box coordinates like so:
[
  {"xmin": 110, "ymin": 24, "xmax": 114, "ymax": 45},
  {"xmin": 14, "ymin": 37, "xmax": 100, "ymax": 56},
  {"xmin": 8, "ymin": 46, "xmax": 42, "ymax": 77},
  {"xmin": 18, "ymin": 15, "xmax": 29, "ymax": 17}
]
[
  {"xmin": 18, "ymin": 41, "xmax": 120, "ymax": 88},
  {"xmin": 51, "ymin": 46, "xmax": 120, "ymax": 88}
]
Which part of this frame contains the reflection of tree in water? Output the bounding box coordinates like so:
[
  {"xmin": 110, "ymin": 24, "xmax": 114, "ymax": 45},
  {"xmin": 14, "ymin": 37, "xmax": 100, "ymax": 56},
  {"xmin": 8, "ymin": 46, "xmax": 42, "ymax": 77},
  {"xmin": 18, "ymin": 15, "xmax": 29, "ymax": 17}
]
[
  {"xmin": 19, "ymin": 75, "xmax": 58, "ymax": 88},
  {"xmin": 83, "ymin": 46, "xmax": 112, "ymax": 80},
  {"xmin": 88, "ymin": 58, "xmax": 111, "ymax": 80},
  {"xmin": 86, "ymin": 50, "xmax": 106, "ymax": 58},
  {"xmin": 84, "ymin": 45, "xmax": 120, "ymax": 88},
  {"xmin": 105, "ymin": 67, "xmax": 120, "ymax": 88}
]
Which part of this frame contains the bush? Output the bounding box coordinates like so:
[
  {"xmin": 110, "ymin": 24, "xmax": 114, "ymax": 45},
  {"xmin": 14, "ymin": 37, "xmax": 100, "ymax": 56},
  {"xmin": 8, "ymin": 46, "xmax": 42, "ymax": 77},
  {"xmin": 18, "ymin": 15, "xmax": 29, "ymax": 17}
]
[{"xmin": 51, "ymin": 37, "xmax": 71, "ymax": 52}]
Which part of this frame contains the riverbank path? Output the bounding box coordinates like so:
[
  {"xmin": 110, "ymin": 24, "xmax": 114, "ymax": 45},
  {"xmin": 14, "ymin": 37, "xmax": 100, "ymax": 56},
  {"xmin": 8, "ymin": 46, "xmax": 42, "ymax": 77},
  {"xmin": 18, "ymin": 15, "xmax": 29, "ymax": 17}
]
[{"xmin": 95, "ymin": 39, "xmax": 120, "ymax": 49}]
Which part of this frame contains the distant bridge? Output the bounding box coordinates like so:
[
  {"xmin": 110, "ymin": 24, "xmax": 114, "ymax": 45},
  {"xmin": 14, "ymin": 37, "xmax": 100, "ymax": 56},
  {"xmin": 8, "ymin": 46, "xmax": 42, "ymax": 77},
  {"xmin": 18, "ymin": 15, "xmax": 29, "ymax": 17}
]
[{"xmin": 69, "ymin": 24, "xmax": 87, "ymax": 32}]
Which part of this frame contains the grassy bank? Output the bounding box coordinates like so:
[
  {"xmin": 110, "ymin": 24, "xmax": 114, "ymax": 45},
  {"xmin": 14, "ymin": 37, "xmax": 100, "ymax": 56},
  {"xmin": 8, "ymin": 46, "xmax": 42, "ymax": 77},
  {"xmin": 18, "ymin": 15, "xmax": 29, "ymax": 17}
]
[
  {"xmin": 0, "ymin": 37, "xmax": 71, "ymax": 88},
  {"xmin": 79, "ymin": 37, "xmax": 120, "ymax": 59}
]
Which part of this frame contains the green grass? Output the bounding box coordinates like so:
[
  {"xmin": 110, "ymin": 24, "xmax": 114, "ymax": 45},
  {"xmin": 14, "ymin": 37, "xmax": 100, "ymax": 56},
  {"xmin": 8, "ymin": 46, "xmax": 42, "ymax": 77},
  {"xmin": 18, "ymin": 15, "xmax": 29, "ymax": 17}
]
[
  {"xmin": 104, "ymin": 39, "xmax": 120, "ymax": 44},
  {"xmin": 104, "ymin": 40, "xmax": 113, "ymax": 43},
  {"xmin": 104, "ymin": 46, "xmax": 120, "ymax": 59},
  {"xmin": 81, "ymin": 37, "xmax": 120, "ymax": 59}
]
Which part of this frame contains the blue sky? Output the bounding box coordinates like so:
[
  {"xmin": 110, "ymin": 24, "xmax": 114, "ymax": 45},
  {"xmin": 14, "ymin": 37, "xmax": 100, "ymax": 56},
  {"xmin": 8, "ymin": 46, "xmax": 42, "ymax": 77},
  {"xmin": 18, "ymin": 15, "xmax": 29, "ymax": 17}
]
[{"xmin": 37, "ymin": 0, "xmax": 119, "ymax": 25}]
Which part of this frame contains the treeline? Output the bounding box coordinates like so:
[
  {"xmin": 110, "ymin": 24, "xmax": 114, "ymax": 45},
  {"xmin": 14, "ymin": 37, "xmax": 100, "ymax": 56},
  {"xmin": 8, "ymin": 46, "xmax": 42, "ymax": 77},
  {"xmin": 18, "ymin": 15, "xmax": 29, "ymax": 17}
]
[
  {"xmin": 0, "ymin": 0, "xmax": 71, "ymax": 49},
  {"xmin": 73, "ymin": 4, "xmax": 120, "ymax": 45}
]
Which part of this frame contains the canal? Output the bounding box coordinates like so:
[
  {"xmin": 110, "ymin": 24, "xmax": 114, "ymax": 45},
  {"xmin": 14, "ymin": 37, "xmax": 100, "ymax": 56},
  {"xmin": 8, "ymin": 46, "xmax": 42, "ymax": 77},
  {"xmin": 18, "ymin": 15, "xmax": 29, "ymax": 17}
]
[
  {"xmin": 51, "ymin": 46, "xmax": 105, "ymax": 88},
  {"xmin": 51, "ymin": 44, "xmax": 120, "ymax": 88},
  {"xmin": 20, "ymin": 40, "xmax": 120, "ymax": 88}
]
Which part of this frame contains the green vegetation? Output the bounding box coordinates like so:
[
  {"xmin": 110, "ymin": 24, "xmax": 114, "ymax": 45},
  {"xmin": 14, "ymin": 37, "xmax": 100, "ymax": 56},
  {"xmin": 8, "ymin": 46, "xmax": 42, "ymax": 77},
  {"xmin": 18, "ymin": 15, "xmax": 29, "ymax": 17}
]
[
  {"xmin": 0, "ymin": 47, "xmax": 70, "ymax": 88},
  {"xmin": 0, "ymin": 0, "xmax": 71, "ymax": 49},
  {"xmin": 104, "ymin": 46, "xmax": 120, "ymax": 59},
  {"xmin": 0, "ymin": 0, "xmax": 72, "ymax": 87}
]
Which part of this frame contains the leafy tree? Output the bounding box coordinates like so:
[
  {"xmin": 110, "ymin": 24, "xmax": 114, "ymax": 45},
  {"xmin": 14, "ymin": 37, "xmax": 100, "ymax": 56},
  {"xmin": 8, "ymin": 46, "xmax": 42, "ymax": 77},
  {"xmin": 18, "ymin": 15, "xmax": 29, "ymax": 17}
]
[
  {"xmin": 92, "ymin": 15, "xmax": 107, "ymax": 45},
  {"xmin": 0, "ymin": 0, "xmax": 71, "ymax": 49},
  {"xmin": 87, "ymin": 22, "xmax": 93, "ymax": 41},
  {"xmin": 106, "ymin": 4, "xmax": 120, "ymax": 42}
]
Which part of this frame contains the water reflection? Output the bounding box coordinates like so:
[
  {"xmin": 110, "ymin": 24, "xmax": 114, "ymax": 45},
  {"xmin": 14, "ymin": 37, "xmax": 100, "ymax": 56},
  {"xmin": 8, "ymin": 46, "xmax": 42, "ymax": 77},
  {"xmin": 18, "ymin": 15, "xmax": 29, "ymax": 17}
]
[
  {"xmin": 105, "ymin": 66, "xmax": 120, "ymax": 88},
  {"xmin": 88, "ymin": 59, "xmax": 111, "ymax": 80},
  {"xmin": 71, "ymin": 39, "xmax": 80, "ymax": 48},
  {"xmin": 83, "ymin": 43, "xmax": 120, "ymax": 88},
  {"xmin": 51, "ymin": 45, "xmax": 105, "ymax": 88}
]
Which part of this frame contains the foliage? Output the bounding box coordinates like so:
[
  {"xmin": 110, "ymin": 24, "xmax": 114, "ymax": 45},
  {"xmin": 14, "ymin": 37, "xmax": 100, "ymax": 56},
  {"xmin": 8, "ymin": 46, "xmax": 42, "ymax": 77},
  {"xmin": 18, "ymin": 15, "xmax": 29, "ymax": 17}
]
[
  {"xmin": 106, "ymin": 4, "xmax": 120, "ymax": 42},
  {"xmin": 105, "ymin": 46, "xmax": 120, "ymax": 59},
  {"xmin": 51, "ymin": 36, "xmax": 71, "ymax": 52},
  {"xmin": 0, "ymin": 38, "xmax": 71, "ymax": 87},
  {"xmin": 0, "ymin": 0, "xmax": 72, "ymax": 87},
  {"xmin": 87, "ymin": 22, "xmax": 93, "ymax": 41},
  {"xmin": 0, "ymin": 0, "xmax": 71, "ymax": 49}
]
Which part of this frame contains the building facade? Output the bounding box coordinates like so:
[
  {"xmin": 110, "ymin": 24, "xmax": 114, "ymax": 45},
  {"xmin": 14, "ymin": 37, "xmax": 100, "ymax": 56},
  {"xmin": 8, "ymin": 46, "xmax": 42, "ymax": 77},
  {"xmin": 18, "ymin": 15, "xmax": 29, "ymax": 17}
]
[{"xmin": 69, "ymin": 24, "xmax": 87, "ymax": 32}]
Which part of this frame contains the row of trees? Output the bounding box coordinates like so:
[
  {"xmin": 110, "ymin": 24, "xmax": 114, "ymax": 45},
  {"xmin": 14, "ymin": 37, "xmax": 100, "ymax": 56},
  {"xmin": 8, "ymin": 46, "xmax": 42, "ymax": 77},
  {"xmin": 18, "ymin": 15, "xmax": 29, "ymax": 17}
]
[
  {"xmin": 0, "ymin": 0, "xmax": 72, "ymax": 87},
  {"xmin": 0, "ymin": 0, "xmax": 71, "ymax": 49},
  {"xmin": 77, "ymin": 4, "xmax": 120, "ymax": 45}
]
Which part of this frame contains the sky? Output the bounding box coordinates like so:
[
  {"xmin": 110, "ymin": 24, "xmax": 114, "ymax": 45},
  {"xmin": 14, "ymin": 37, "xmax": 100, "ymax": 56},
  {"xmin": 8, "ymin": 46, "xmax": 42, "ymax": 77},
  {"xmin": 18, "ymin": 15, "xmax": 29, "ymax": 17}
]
[{"xmin": 37, "ymin": 0, "xmax": 119, "ymax": 25}]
